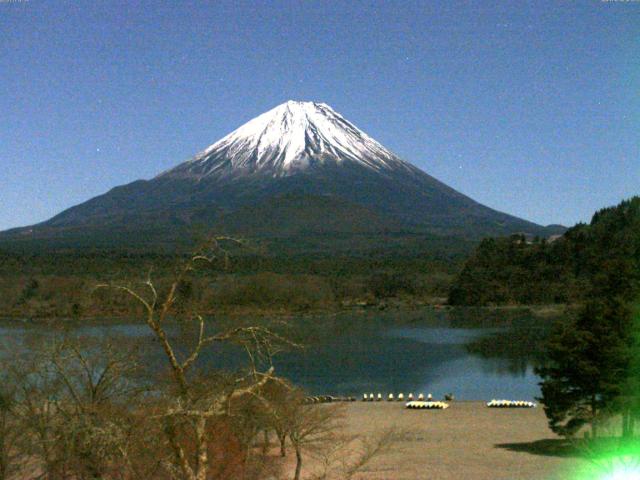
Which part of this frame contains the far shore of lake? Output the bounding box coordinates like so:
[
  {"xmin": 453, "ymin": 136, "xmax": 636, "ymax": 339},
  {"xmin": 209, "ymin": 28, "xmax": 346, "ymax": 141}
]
[{"xmin": 0, "ymin": 302, "xmax": 569, "ymax": 324}]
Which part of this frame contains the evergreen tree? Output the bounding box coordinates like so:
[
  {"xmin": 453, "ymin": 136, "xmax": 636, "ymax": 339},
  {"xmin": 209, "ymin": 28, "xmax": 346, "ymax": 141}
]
[
  {"xmin": 536, "ymin": 197, "xmax": 640, "ymax": 438},
  {"xmin": 536, "ymin": 297, "xmax": 634, "ymax": 437}
]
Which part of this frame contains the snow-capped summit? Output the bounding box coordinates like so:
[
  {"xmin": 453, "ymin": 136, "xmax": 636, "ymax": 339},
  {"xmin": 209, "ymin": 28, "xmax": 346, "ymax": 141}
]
[{"xmin": 161, "ymin": 101, "xmax": 413, "ymax": 179}]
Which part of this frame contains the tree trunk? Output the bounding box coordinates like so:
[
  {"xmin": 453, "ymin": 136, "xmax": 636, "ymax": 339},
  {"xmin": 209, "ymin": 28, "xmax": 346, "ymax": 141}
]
[
  {"xmin": 262, "ymin": 430, "xmax": 270, "ymax": 455},
  {"xmin": 166, "ymin": 418, "xmax": 197, "ymax": 480},
  {"xmin": 622, "ymin": 410, "xmax": 631, "ymax": 438},
  {"xmin": 591, "ymin": 395, "xmax": 598, "ymax": 439},
  {"xmin": 195, "ymin": 417, "xmax": 209, "ymax": 480},
  {"xmin": 0, "ymin": 429, "xmax": 6, "ymax": 480},
  {"xmin": 279, "ymin": 433, "xmax": 287, "ymax": 457},
  {"xmin": 242, "ymin": 445, "xmax": 251, "ymax": 480},
  {"xmin": 623, "ymin": 409, "xmax": 635, "ymax": 438},
  {"xmin": 293, "ymin": 445, "xmax": 302, "ymax": 480}
]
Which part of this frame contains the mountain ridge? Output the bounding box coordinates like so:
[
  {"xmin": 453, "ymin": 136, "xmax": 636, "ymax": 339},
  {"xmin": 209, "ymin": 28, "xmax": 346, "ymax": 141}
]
[{"xmin": 0, "ymin": 101, "xmax": 564, "ymax": 250}]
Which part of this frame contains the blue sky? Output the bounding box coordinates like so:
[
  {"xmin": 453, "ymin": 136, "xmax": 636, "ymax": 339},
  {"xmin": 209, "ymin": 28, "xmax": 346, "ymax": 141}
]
[{"xmin": 1, "ymin": 0, "xmax": 638, "ymax": 230}]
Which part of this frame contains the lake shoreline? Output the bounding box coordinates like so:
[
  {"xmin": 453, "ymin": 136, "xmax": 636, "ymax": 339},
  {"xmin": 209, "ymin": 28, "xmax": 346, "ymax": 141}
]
[
  {"xmin": 0, "ymin": 308, "xmax": 551, "ymax": 400},
  {"xmin": 0, "ymin": 302, "xmax": 568, "ymax": 324}
]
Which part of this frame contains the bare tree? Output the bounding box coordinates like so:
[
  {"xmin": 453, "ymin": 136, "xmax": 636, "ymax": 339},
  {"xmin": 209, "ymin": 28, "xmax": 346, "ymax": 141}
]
[
  {"xmin": 97, "ymin": 239, "xmax": 298, "ymax": 480},
  {"xmin": 5, "ymin": 333, "xmax": 145, "ymax": 480},
  {"xmin": 308, "ymin": 427, "xmax": 403, "ymax": 480},
  {"xmin": 288, "ymin": 403, "xmax": 345, "ymax": 480},
  {"xmin": 0, "ymin": 380, "xmax": 19, "ymax": 480},
  {"xmin": 260, "ymin": 379, "xmax": 299, "ymax": 458},
  {"xmin": 11, "ymin": 352, "xmax": 68, "ymax": 480}
]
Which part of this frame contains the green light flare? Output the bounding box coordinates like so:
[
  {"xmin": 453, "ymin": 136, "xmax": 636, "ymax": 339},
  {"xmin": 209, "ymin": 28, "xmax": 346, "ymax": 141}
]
[
  {"xmin": 602, "ymin": 464, "xmax": 640, "ymax": 480},
  {"xmin": 569, "ymin": 438, "xmax": 640, "ymax": 480}
]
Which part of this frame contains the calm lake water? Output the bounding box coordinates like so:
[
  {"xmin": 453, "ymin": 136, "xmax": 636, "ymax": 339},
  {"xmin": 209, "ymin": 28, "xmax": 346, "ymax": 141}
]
[
  {"xmin": 0, "ymin": 308, "xmax": 553, "ymax": 401},
  {"xmin": 270, "ymin": 324, "xmax": 542, "ymax": 400}
]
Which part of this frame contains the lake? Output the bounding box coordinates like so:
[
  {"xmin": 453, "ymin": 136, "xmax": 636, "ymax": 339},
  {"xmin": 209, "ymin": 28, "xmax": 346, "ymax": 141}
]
[
  {"xmin": 269, "ymin": 323, "xmax": 542, "ymax": 400},
  {"xmin": 0, "ymin": 307, "xmax": 555, "ymax": 401}
]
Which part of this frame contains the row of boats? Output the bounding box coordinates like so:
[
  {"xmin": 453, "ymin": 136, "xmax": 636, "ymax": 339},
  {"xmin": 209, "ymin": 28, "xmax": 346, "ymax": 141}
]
[
  {"xmin": 363, "ymin": 394, "xmax": 537, "ymax": 409},
  {"xmin": 303, "ymin": 395, "xmax": 537, "ymax": 409},
  {"xmin": 405, "ymin": 400, "xmax": 537, "ymax": 409},
  {"xmin": 362, "ymin": 393, "xmax": 438, "ymax": 402},
  {"xmin": 406, "ymin": 401, "xmax": 449, "ymax": 409},
  {"xmin": 486, "ymin": 399, "xmax": 536, "ymax": 408}
]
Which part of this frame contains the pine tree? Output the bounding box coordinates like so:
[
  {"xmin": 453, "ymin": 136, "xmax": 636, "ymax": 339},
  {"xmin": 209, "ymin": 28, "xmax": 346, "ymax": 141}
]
[
  {"xmin": 537, "ymin": 297, "xmax": 633, "ymax": 437},
  {"xmin": 536, "ymin": 312, "xmax": 603, "ymax": 437},
  {"xmin": 537, "ymin": 247, "xmax": 638, "ymax": 438}
]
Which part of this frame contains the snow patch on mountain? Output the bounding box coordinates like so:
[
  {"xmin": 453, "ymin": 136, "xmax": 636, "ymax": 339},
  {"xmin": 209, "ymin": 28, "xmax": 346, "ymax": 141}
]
[{"xmin": 161, "ymin": 101, "xmax": 415, "ymax": 179}]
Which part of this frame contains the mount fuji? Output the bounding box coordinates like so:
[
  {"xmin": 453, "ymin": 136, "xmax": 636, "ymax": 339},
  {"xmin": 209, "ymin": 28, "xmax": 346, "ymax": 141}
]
[{"xmin": 1, "ymin": 101, "xmax": 562, "ymax": 249}]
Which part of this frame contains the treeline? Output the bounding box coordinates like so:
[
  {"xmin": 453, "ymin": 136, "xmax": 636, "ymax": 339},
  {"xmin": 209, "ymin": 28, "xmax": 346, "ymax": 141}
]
[
  {"xmin": 0, "ymin": 271, "xmax": 455, "ymax": 318},
  {"xmin": 448, "ymin": 196, "xmax": 640, "ymax": 306},
  {"xmin": 0, "ymin": 236, "xmax": 472, "ymax": 318}
]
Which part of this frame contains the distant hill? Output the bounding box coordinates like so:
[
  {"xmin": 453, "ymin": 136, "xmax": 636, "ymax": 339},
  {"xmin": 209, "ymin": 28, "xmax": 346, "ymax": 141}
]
[{"xmin": 0, "ymin": 101, "xmax": 563, "ymax": 251}]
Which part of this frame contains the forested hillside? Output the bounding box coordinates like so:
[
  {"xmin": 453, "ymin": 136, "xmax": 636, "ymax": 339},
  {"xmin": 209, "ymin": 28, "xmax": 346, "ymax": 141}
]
[
  {"xmin": 448, "ymin": 197, "xmax": 640, "ymax": 306},
  {"xmin": 0, "ymin": 234, "xmax": 474, "ymax": 318}
]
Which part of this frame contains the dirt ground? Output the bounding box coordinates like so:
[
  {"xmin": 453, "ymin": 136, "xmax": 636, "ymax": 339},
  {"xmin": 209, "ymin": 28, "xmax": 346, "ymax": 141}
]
[{"xmin": 281, "ymin": 401, "xmax": 589, "ymax": 480}]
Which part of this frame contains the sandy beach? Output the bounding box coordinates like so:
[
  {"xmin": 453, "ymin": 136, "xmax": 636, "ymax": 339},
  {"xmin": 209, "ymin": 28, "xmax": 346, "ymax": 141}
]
[{"xmin": 281, "ymin": 401, "xmax": 588, "ymax": 480}]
